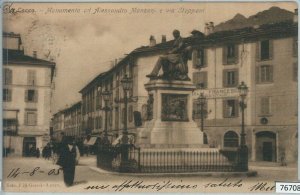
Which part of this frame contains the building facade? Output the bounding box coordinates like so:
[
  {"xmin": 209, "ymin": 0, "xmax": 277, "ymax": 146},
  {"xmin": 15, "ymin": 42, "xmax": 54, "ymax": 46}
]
[
  {"xmin": 3, "ymin": 32, "xmax": 56, "ymax": 156},
  {"xmin": 52, "ymin": 101, "xmax": 82, "ymax": 139},
  {"xmin": 62, "ymin": 101, "xmax": 82, "ymax": 137},
  {"xmin": 77, "ymin": 18, "xmax": 297, "ymax": 162}
]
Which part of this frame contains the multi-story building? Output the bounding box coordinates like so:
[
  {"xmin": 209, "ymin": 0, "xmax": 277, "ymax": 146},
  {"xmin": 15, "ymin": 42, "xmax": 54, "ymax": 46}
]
[
  {"xmin": 78, "ymin": 15, "xmax": 297, "ymax": 163},
  {"xmin": 62, "ymin": 101, "xmax": 82, "ymax": 137},
  {"xmin": 191, "ymin": 21, "xmax": 297, "ymax": 163},
  {"xmin": 3, "ymin": 32, "xmax": 56, "ymax": 156},
  {"xmin": 52, "ymin": 110, "xmax": 64, "ymax": 140},
  {"xmin": 52, "ymin": 102, "xmax": 82, "ymax": 139}
]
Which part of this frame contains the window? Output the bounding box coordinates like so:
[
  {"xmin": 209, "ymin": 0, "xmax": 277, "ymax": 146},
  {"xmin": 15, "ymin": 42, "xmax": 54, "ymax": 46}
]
[
  {"xmin": 128, "ymin": 105, "xmax": 133, "ymax": 122},
  {"xmin": 25, "ymin": 89, "xmax": 38, "ymax": 102},
  {"xmin": 223, "ymin": 99, "xmax": 239, "ymax": 118},
  {"xmin": 256, "ymin": 65, "xmax": 273, "ymax": 83},
  {"xmin": 27, "ymin": 70, "xmax": 36, "ymax": 86},
  {"xmin": 192, "ymin": 99, "xmax": 208, "ymax": 119},
  {"xmin": 223, "ymin": 69, "xmax": 238, "ymax": 87},
  {"xmin": 3, "ymin": 68, "xmax": 12, "ymax": 85},
  {"xmin": 192, "ymin": 49, "xmax": 207, "ymax": 68},
  {"xmin": 260, "ymin": 97, "xmax": 271, "ymax": 115},
  {"xmin": 293, "ymin": 37, "xmax": 298, "ymax": 57},
  {"xmin": 3, "ymin": 88, "xmax": 12, "ymax": 102},
  {"xmin": 115, "ymin": 108, "xmax": 119, "ymax": 129},
  {"xmin": 223, "ymin": 44, "xmax": 238, "ymax": 65},
  {"xmin": 193, "ymin": 72, "xmax": 207, "ymax": 88},
  {"xmin": 96, "ymin": 86, "xmax": 102, "ymax": 110},
  {"xmin": 224, "ymin": 131, "xmax": 239, "ymax": 147},
  {"xmin": 122, "ymin": 108, "xmax": 125, "ymax": 124},
  {"xmin": 99, "ymin": 116, "xmax": 102, "ymax": 129},
  {"xmin": 88, "ymin": 117, "xmax": 93, "ymax": 129},
  {"xmin": 257, "ymin": 40, "xmax": 273, "ymax": 61},
  {"xmin": 293, "ymin": 62, "xmax": 298, "ymax": 81},
  {"xmin": 25, "ymin": 110, "xmax": 37, "ymax": 126}
]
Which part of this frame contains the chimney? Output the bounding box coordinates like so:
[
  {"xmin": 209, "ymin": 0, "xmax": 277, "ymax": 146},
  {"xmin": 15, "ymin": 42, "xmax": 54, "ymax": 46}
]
[
  {"xmin": 161, "ymin": 35, "xmax": 166, "ymax": 43},
  {"xmin": 204, "ymin": 23, "xmax": 210, "ymax": 36},
  {"xmin": 33, "ymin": 51, "xmax": 37, "ymax": 58},
  {"xmin": 209, "ymin": 22, "xmax": 214, "ymax": 34},
  {"xmin": 294, "ymin": 9, "xmax": 298, "ymax": 23},
  {"xmin": 149, "ymin": 35, "xmax": 156, "ymax": 47}
]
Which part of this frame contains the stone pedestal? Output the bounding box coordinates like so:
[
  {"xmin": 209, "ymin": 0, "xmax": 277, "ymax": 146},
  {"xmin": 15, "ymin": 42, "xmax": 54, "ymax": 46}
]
[{"xmin": 137, "ymin": 79, "xmax": 204, "ymax": 148}]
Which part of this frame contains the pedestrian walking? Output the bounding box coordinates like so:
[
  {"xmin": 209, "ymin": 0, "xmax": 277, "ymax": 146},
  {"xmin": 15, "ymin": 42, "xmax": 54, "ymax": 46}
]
[
  {"xmin": 56, "ymin": 136, "xmax": 80, "ymax": 187},
  {"xmin": 36, "ymin": 148, "xmax": 40, "ymax": 158}
]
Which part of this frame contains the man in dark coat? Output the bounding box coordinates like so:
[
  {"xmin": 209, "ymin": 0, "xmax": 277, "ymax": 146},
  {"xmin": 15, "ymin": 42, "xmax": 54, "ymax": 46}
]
[{"xmin": 57, "ymin": 136, "xmax": 80, "ymax": 187}]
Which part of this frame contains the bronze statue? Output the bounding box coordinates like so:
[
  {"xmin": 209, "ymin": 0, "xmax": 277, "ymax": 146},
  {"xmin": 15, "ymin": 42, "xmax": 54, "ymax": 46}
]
[{"xmin": 146, "ymin": 30, "xmax": 191, "ymax": 81}]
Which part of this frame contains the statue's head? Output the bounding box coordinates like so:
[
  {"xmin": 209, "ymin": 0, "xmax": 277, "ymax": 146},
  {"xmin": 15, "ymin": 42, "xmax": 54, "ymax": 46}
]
[{"xmin": 173, "ymin": 30, "xmax": 180, "ymax": 38}]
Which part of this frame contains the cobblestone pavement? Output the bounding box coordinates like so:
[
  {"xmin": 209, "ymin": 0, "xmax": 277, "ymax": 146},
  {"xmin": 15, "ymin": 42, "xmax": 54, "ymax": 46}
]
[{"xmin": 2, "ymin": 156, "xmax": 298, "ymax": 193}]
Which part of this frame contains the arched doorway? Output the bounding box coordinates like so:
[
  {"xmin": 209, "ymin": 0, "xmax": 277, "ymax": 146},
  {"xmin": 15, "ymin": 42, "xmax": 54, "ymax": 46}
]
[
  {"xmin": 223, "ymin": 131, "xmax": 239, "ymax": 147},
  {"xmin": 256, "ymin": 131, "xmax": 276, "ymax": 162},
  {"xmin": 23, "ymin": 137, "xmax": 36, "ymax": 157}
]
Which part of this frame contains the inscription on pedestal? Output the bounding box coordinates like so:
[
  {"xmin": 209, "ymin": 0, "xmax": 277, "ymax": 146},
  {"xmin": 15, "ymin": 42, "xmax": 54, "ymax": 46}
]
[{"xmin": 161, "ymin": 94, "xmax": 188, "ymax": 121}]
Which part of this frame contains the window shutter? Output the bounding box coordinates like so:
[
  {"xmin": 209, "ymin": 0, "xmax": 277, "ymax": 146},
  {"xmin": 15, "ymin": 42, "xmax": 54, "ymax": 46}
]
[
  {"xmin": 203, "ymin": 49, "xmax": 207, "ymax": 67},
  {"xmin": 222, "ymin": 46, "xmax": 228, "ymax": 65},
  {"xmin": 34, "ymin": 90, "xmax": 38, "ymax": 102},
  {"xmin": 269, "ymin": 40, "xmax": 273, "ymax": 60},
  {"xmin": 25, "ymin": 90, "xmax": 28, "ymax": 102},
  {"xmin": 24, "ymin": 112, "xmax": 28, "ymax": 125},
  {"xmin": 223, "ymin": 100, "xmax": 227, "ymax": 118},
  {"xmin": 234, "ymin": 70, "xmax": 239, "ymax": 87},
  {"xmin": 234, "ymin": 44, "xmax": 239, "ymax": 64},
  {"xmin": 34, "ymin": 112, "xmax": 37, "ymax": 125},
  {"xmin": 269, "ymin": 66, "xmax": 273, "ymax": 82},
  {"xmin": 8, "ymin": 89, "xmax": 12, "ymax": 101},
  {"xmin": 10, "ymin": 69, "xmax": 12, "ymax": 85},
  {"xmin": 256, "ymin": 42, "xmax": 261, "ymax": 61},
  {"xmin": 8, "ymin": 69, "xmax": 12, "ymax": 85},
  {"xmin": 235, "ymin": 100, "xmax": 239, "ymax": 117},
  {"xmin": 192, "ymin": 49, "xmax": 199, "ymax": 68},
  {"xmin": 223, "ymin": 70, "xmax": 227, "ymax": 87},
  {"xmin": 203, "ymin": 72, "xmax": 208, "ymax": 88},
  {"xmin": 255, "ymin": 66, "xmax": 260, "ymax": 83}
]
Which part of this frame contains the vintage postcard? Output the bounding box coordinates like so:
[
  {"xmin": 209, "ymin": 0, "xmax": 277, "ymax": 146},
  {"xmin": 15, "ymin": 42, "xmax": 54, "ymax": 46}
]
[{"xmin": 2, "ymin": 1, "xmax": 299, "ymax": 193}]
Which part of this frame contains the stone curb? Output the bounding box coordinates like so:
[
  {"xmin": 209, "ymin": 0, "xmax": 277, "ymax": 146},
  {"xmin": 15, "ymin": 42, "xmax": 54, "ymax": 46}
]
[{"xmin": 89, "ymin": 166, "xmax": 258, "ymax": 177}]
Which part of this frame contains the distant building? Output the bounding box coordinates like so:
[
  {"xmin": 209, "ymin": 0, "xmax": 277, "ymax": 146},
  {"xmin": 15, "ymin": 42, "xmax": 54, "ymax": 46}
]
[
  {"xmin": 62, "ymin": 101, "xmax": 82, "ymax": 137},
  {"xmin": 3, "ymin": 32, "xmax": 56, "ymax": 157},
  {"xmin": 52, "ymin": 102, "xmax": 82, "ymax": 139}
]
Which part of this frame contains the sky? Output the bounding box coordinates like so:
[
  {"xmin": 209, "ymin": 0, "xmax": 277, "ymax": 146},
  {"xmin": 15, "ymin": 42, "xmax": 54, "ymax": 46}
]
[{"xmin": 3, "ymin": 2, "xmax": 297, "ymax": 113}]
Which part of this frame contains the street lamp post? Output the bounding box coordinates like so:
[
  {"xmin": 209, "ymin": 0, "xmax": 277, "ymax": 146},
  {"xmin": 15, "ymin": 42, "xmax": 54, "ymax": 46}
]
[
  {"xmin": 237, "ymin": 81, "xmax": 249, "ymax": 171},
  {"xmin": 197, "ymin": 93, "xmax": 207, "ymax": 132},
  {"xmin": 120, "ymin": 74, "xmax": 133, "ymax": 172},
  {"xmin": 102, "ymin": 89, "xmax": 111, "ymax": 145},
  {"xmin": 121, "ymin": 74, "xmax": 132, "ymax": 144}
]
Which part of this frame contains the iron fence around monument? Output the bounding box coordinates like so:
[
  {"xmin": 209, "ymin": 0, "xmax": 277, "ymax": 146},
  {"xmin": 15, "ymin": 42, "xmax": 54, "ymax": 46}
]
[
  {"xmin": 97, "ymin": 144, "xmax": 246, "ymax": 173},
  {"xmin": 138, "ymin": 149, "xmax": 239, "ymax": 173}
]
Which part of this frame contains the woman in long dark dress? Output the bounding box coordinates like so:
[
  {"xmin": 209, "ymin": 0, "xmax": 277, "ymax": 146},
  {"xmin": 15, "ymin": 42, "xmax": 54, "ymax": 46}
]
[{"xmin": 57, "ymin": 136, "xmax": 80, "ymax": 187}]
